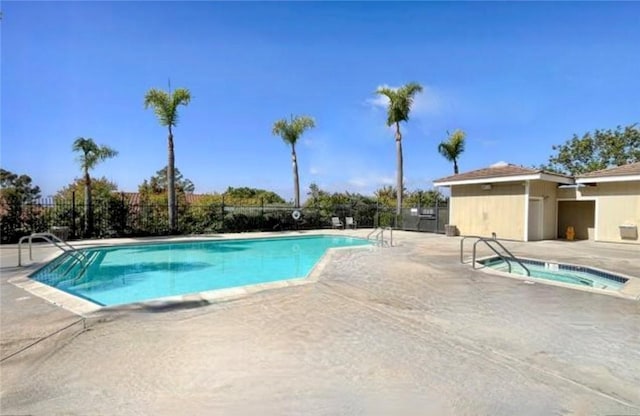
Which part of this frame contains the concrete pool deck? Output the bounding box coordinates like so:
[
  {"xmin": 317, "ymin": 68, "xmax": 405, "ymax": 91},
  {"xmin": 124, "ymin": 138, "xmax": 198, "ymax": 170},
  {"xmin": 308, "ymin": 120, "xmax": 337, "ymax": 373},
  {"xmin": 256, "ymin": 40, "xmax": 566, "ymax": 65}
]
[{"xmin": 1, "ymin": 230, "xmax": 639, "ymax": 415}]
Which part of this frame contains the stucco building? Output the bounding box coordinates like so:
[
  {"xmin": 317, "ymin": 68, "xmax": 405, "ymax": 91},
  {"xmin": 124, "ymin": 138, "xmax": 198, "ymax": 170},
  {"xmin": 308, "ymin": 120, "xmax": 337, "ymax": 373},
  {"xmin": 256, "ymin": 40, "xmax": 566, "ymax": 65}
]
[{"xmin": 433, "ymin": 162, "xmax": 640, "ymax": 244}]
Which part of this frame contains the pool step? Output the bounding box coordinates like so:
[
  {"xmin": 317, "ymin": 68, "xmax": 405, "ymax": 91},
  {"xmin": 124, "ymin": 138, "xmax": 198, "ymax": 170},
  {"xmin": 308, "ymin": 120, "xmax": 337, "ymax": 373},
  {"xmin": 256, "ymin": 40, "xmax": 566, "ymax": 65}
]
[{"xmin": 33, "ymin": 250, "xmax": 101, "ymax": 288}]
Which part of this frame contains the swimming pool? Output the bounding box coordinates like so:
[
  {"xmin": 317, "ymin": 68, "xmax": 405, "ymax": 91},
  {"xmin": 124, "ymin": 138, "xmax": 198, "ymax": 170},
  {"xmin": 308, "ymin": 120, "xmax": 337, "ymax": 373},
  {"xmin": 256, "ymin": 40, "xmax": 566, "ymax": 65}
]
[
  {"xmin": 479, "ymin": 257, "xmax": 628, "ymax": 291},
  {"xmin": 31, "ymin": 235, "xmax": 371, "ymax": 306}
]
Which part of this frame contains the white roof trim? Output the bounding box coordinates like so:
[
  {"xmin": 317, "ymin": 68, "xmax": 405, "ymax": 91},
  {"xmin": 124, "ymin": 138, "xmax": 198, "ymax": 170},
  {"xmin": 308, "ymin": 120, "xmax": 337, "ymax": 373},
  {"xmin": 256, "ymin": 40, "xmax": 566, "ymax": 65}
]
[
  {"xmin": 576, "ymin": 174, "xmax": 640, "ymax": 183},
  {"xmin": 433, "ymin": 173, "xmax": 573, "ymax": 187}
]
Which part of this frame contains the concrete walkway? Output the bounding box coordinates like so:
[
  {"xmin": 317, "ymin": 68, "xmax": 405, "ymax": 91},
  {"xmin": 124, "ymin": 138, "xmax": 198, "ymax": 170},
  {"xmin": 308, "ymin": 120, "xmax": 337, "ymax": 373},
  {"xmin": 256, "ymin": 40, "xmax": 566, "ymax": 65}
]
[{"xmin": 1, "ymin": 231, "xmax": 639, "ymax": 415}]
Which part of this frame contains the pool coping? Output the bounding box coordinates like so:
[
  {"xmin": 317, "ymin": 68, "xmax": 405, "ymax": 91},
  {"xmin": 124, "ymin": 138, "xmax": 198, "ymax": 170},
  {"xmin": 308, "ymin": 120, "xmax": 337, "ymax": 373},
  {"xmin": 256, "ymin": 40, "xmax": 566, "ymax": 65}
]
[
  {"xmin": 474, "ymin": 255, "xmax": 640, "ymax": 300},
  {"xmin": 8, "ymin": 233, "xmax": 375, "ymax": 316}
]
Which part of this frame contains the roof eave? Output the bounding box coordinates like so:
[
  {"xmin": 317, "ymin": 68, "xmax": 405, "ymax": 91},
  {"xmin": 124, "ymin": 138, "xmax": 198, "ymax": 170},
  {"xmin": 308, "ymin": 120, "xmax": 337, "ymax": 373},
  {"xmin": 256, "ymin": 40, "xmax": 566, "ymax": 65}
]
[
  {"xmin": 576, "ymin": 174, "xmax": 640, "ymax": 184},
  {"xmin": 433, "ymin": 173, "xmax": 573, "ymax": 187}
]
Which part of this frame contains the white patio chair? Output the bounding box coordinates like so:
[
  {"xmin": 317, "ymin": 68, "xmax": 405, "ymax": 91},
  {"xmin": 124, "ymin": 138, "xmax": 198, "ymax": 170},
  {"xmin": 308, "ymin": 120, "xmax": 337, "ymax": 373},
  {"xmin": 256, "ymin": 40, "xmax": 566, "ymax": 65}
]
[{"xmin": 345, "ymin": 217, "xmax": 357, "ymax": 229}]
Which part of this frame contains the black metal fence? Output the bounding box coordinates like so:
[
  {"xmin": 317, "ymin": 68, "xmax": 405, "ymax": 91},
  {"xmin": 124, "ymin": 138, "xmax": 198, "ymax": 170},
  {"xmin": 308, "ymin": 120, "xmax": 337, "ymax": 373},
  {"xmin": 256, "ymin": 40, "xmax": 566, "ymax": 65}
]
[{"xmin": 0, "ymin": 196, "xmax": 448, "ymax": 243}]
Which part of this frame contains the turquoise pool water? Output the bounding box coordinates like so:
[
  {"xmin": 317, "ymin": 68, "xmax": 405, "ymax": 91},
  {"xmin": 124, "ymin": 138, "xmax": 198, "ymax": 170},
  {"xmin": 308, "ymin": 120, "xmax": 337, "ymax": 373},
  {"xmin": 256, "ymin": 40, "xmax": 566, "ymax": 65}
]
[
  {"xmin": 480, "ymin": 258, "xmax": 627, "ymax": 291},
  {"xmin": 31, "ymin": 235, "xmax": 370, "ymax": 306}
]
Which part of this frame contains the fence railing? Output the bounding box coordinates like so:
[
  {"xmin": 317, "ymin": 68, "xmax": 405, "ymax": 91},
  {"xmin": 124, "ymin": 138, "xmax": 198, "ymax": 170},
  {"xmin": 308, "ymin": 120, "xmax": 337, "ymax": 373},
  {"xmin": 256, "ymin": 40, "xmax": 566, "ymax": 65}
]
[{"xmin": 0, "ymin": 196, "xmax": 448, "ymax": 243}]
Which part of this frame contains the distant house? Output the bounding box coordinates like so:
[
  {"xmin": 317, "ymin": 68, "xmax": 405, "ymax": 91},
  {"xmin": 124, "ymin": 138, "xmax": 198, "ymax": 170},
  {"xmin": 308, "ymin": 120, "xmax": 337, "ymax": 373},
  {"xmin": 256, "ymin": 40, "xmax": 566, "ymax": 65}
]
[
  {"xmin": 433, "ymin": 162, "xmax": 640, "ymax": 244},
  {"xmin": 116, "ymin": 192, "xmax": 207, "ymax": 206}
]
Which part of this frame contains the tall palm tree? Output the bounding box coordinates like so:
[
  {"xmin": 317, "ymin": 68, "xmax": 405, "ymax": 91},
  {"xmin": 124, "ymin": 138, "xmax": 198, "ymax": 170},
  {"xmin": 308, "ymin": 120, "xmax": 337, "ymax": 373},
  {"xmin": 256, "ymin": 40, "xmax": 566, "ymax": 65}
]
[
  {"xmin": 72, "ymin": 137, "xmax": 118, "ymax": 237},
  {"xmin": 438, "ymin": 129, "xmax": 466, "ymax": 174},
  {"xmin": 272, "ymin": 115, "xmax": 316, "ymax": 208},
  {"xmin": 144, "ymin": 87, "xmax": 191, "ymax": 233},
  {"xmin": 376, "ymin": 82, "xmax": 423, "ymax": 214}
]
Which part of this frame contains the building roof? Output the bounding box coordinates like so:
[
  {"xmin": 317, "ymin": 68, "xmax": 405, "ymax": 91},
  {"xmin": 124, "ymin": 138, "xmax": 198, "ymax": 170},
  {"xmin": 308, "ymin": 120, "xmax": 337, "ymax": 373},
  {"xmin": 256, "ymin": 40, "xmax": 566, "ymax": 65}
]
[
  {"xmin": 117, "ymin": 192, "xmax": 207, "ymax": 205},
  {"xmin": 433, "ymin": 162, "xmax": 573, "ymax": 186},
  {"xmin": 575, "ymin": 162, "xmax": 640, "ymax": 183}
]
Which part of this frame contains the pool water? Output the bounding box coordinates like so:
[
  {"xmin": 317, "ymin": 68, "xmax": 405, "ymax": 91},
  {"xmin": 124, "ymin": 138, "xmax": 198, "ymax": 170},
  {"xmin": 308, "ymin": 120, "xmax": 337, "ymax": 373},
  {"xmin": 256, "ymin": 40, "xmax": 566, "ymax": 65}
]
[
  {"xmin": 31, "ymin": 235, "xmax": 370, "ymax": 306},
  {"xmin": 481, "ymin": 258, "xmax": 627, "ymax": 291}
]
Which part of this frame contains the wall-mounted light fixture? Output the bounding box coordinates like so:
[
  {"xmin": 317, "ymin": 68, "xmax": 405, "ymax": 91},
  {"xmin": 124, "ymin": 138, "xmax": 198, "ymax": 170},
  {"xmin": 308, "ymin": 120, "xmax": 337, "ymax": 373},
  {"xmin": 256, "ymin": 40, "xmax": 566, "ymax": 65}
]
[{"xmin": 481, "ymin": 184, "xmax": 492, "ymax": 190}]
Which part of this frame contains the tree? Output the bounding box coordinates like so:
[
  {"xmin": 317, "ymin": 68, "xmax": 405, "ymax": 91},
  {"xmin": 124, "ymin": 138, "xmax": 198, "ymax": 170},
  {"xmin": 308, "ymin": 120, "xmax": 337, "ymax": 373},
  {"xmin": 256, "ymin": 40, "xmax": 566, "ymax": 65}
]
[
  {"xmin": 541, "ymin": 124, "xmax": 640, "ymax": 175},
  {"xmin": 56, "ymin": 177, "xmax": 118, "ymax": 201},
  {"xmin": 144, "ymin": 86, "xmax": 192, "ymax": 233},
  {"xmin": 72, "ymin": 137, "xmax": 118, "ymax": 237},
  {"xmin": 55, "ymin": 177, "xmax": 123, "ymax": 238},
  {"xmin": 437, "ymin": 129, "xmax": 466, "ymax": 174},
  {"xmin": 272, "ymin": 115, "xmax": 316, "ymax": 208},
  {"xmin": 405, "ymin": 189, "xmax": 447, "ymax": 207},
  {"xmin": 0, "ymin": 169, "xmax": 42, "ymax": 243},
  {"xmin": 376, "ymin": 82, "xmax": 423, "ymax": 214},
  {"xmin": 140, "ymin": 166, "xmax": 195, "ymax": 194},
  {"xmin": 0, "ymin": 169, "xmax": 41, "ymax": 202},
  {"xmin": 374, "ymin": 185, "xmax": 398, "ymax": 208},
  {"xmin": 223, "ymin": 187, "xmax": 285, "ymax": 204}
]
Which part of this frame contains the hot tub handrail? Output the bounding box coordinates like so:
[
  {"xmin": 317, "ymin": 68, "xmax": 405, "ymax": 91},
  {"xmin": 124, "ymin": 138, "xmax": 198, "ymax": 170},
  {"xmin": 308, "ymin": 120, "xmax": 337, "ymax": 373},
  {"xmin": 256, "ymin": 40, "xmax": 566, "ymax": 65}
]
[
  {"xmin": 470, "ymin": 237, "xmax": 531, "ymax": 277},
  {"xmin": 18, "ymin": 232, "xmax": 86, "ymax": 267}
]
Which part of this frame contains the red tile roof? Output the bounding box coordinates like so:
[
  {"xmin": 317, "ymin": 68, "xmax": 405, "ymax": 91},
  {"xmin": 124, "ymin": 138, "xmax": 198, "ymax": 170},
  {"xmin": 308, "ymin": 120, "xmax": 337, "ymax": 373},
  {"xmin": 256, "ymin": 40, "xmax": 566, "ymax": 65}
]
[{"xmin": 116, "ymin": 192, "xmax": 208, "ymax": 205}]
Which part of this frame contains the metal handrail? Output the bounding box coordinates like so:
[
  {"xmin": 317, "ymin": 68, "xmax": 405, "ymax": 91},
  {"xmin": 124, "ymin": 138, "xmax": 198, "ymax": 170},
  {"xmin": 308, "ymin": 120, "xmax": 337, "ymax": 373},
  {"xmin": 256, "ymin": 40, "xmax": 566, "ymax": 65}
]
[
  {"xmin": 470, "ymin": 238, "xmax": 531, "ymax": 276},
  {"xmin": 460, "ymin": 235, "xmax": 530, "ymax": 276},
  {"xmin": 367, "ymin": 227, "xmax": 382, "ymax": 240},
  {"xmin": 472, "ymin": 239, "xmax": 514, "ymax": 273},
  {"xmin": 18, "ymin": 232, "xmax": 86, "ymax": 267},
  {"xmin": 460, "ymin": 235, "xmax": 485, "ymax": 264},
  {"xmin": 366, "ymin": 227, "xmax": 392, "ymax": 247}
]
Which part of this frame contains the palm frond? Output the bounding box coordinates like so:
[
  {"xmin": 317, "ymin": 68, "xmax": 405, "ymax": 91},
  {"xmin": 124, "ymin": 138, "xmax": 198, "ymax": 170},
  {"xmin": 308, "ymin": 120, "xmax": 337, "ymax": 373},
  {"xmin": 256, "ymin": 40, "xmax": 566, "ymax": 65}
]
[
  {"xmin": 144, "ymin": 87, "xmax": 191, "ymax": 127},
  {"xmin": 272, "ymin": 115, "xmax": 315, "ymax": 145},
  {"xmin": 449, "ymin": 129, "xmax": 466, "ymax": 154},
  {"xmin": 72, "ymin": 137, "xmax": 118, "ymax": 171},
  {"xmin": 375, "ymin": 82, "xmax": 423, "ymax": 126},
  {"xmin": 437, "ymin": 142, "xmax": 455, "ymax": 162},
  {"xmin": 438, "ymin": 129, "xmax": 466, "ymax": 161}
]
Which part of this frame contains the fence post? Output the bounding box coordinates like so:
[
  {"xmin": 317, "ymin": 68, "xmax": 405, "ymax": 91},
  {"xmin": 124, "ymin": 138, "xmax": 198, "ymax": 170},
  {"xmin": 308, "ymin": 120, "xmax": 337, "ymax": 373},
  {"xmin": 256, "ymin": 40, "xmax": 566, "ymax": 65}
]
[
  {"xmin": 375, "ymin": 199, "xmax": 379, "ymax": 228},
  {"xmin": 260, "ymin": 197, "xmax": 265, "ymax": 230},
  {"xmin": 221, "ymin": 195, "xmax": 225, "ymax": 231},
  {"xmin": 71, "ymin": 191, "xmax": 76, "ymax": 239},
  {"xmin": 120, "ymin": 192, "xmax": 126, "ymax": 233},
  {"xmin": 435, "ymin": 195, "xmax": 440, "ymax": 233}
]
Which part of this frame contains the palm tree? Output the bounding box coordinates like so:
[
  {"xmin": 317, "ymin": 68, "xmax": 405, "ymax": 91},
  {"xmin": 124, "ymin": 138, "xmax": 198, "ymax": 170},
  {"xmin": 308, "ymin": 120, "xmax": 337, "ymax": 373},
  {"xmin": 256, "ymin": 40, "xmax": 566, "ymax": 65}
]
[
  {"xmin": 438, "ymin": 129, "xmax": 466, "ymax": 174},
  {"xmin": 144, "ymin": 87, "xmax": 191, "ymax": 233},
  {"xmin": 272, "ymin": 115, "xmax": 316, "ymax": 208},
  {"xmin": 376, "ymin": 82, "xmax": 423, "ymax": 214},
  {"xmin": 72, "ymin": 137, "xmax": 118, "ymax": 237}
]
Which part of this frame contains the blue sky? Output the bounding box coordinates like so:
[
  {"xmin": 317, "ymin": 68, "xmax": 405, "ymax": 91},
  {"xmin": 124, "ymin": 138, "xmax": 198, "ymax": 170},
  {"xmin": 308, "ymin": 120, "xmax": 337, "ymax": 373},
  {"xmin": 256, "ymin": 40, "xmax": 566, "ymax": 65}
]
[{"xmin": 3, "ymin": 2, "xmax": 639, "ymax": 201}]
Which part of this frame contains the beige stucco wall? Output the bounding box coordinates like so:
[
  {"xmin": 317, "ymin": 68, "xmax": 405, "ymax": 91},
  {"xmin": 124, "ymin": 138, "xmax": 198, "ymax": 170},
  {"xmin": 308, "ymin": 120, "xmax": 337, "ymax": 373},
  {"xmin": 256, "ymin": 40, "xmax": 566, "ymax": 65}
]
[
  {"xmin": 529, "ymin": 180, "xmax": 558, "ymax": 239},
  {"xmin": 451, "ymin": 183, "xmax": 525, "ymax": 240},
  {"xmin": 579, "ymin": 182, "xmax": 640, "ymax": 244}
]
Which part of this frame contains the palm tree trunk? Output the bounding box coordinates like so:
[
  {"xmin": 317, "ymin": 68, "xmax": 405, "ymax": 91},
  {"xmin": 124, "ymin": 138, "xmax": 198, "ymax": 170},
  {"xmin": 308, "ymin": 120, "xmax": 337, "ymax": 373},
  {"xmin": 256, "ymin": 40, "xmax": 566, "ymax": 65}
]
[
  {"xmin": 84, "ymin": 169, "xmax": 93, "ymax": 238},
  {"xmin": 291, "ymin": 143, "xmax": 300, "ymax": 208},
  {"xmin": 395, "ymin": 122, "xmax": 403, "ymax": 216},
  {"xmin": 167, "ymin": 126, "xmax": 176, "ymax": 233},
  {"xmin": 454, "ymin": 158, "xmax": 459, "ymax": 174}
]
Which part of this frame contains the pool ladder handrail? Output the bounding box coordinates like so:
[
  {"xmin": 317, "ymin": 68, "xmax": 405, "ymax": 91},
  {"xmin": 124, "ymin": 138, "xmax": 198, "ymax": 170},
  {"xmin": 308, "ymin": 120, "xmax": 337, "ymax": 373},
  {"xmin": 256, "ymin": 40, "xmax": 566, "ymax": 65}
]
[
  {"xmin": 18, "ymin": 232, "xmax": 87, "ymax": 267},
  {"xmin": 460, "ymin": 235, "xmax": 530, "ymax": 276},
  {"xmin": 367, "ymin": 227, "xmax": 393, "ymax": 247}
]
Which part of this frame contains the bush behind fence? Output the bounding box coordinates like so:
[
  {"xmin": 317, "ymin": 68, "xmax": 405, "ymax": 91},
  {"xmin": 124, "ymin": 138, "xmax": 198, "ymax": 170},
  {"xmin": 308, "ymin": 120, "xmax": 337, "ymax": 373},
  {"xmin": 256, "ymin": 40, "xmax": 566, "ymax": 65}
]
[{"xmin": 0, "ymin": 197, "xmax": 448, "ymax": 243}]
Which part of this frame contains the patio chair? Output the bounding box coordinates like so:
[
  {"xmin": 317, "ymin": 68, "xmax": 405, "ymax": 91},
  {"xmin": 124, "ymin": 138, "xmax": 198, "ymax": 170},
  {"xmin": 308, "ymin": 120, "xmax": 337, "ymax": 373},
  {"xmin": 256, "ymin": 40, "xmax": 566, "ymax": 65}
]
[
  {"xmin": 331, "ymin": 217, "xmax": 344, "ymax": 229},
  {"xmin": 345, "ymin": 217, "xmax": 357, "ymax": 229}
]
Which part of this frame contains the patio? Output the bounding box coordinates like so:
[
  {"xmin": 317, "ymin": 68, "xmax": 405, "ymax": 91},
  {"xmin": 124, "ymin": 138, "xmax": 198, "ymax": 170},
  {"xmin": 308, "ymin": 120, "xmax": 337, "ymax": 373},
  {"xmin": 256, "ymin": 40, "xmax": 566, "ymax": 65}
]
[{"xmin": 1, "ymin": 231, "xmax": 639, "ymax": 415}]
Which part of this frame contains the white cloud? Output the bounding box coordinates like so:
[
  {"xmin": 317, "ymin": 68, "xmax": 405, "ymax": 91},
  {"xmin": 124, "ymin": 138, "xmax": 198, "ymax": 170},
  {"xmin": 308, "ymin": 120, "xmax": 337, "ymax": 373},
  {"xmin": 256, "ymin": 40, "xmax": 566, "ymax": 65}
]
[
  {"xmin": 309, "ymin": 166, "xmax": 320, "ymax": 175},
  {"xmin": 345, "ymin": 174, "xmax": 395, "ymax": 191},
  {"xmin": 347, "ymin": 178, "xmax": 367, "ymax": 188}
]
